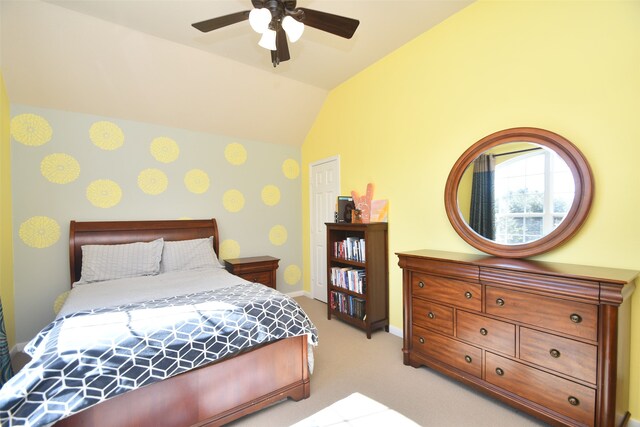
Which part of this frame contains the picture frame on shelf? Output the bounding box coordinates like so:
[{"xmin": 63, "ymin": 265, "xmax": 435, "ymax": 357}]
[{"xmin": 337, "ymin": 196, "xmax": 355, "ymax": 223}]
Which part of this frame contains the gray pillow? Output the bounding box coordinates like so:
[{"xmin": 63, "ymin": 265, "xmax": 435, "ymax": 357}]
[
  {"xmin": 80, "ymin": 238, "xmax": 164, "ymax": 283},
  {"xmin": 160, "ymin": 236, "xmax": 224, "ymax": 273}
]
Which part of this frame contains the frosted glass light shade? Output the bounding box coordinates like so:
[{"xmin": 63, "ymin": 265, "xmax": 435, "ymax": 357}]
[
  {"xmin": 258, "ymin": 29, "xmax": 277, "ymax": 50},
  {"xmin": 282, "ymin": 16, "xmax": 304, "ymax": 43},
  {"xmin": 249, "ymin": 8, "xmax": 271, "ymax": 33}
]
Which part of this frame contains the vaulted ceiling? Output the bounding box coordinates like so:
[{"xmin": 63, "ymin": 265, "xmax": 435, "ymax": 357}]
[{"xmin": 1, "ymin": 0, "xmax": 473, "ymax": 146}]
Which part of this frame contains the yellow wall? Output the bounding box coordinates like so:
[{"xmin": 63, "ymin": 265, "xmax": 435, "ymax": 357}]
[
  {"xmin": 302, "ymin": 0, "xmax": 640, "ymax": 418},
  {"xmin": 0, "ymin": 71, "xmax": 15, "ymax": 347}
]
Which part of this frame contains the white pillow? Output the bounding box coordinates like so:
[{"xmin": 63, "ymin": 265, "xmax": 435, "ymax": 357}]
[
  {"xmin": 80, "ymin": 238, "xmax": 164, "ymax": 283},
  {"xmin": 160, "ymin": 236, "xmax": 224, "ymax": 273}
]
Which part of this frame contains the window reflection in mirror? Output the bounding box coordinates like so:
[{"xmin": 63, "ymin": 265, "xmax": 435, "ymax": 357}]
[{"xmin": 458, "ymin": 142, "xmax": 575, "ymax": 245}]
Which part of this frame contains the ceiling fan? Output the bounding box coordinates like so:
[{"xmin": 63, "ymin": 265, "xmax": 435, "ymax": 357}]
[{"xmin": 192, "ymin": 0, "xmax": 360, "ymax": 67}]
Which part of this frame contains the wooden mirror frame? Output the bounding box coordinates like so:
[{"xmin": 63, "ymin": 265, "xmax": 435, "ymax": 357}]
[{"xmin": 444, "ymin": 127, "xmax": 594, "ymax": 258}]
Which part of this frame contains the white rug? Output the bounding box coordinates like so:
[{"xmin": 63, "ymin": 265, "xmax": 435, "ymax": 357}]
[{"xmin": 290, "ymin": 392, "xmax": 421, "ymax": 427}]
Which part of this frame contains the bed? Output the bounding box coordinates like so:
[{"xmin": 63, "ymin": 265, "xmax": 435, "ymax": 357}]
[{"xmin": 0, "ymin": 219, "xmax": 317, "ymax": 427}]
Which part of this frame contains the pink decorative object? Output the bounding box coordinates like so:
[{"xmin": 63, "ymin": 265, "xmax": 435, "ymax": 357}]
[
  {"xmin": 371, "ymin": 199, "xmax": 388, "ymax": 222},
  {"xmin": 351, "ymin": 183, "xmax": 374, "ymax": 223}
]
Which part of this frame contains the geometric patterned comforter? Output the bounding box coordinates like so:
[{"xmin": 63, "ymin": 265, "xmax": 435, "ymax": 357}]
[{"xmin": 0, "ymin": 283, "xmax": 318, "ymax": 427}]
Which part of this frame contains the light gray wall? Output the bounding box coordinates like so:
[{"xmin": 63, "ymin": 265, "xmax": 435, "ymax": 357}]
[{"xmin": 10, "ymin": 105, "xmax": 303, "ymax": 342}]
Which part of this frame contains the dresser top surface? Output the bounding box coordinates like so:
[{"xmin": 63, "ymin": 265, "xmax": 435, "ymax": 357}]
[{"xmin": 396, "ymin": 249, "xmax": 638, "ymax": 285}]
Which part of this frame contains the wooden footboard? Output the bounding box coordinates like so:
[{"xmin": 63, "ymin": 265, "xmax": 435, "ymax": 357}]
[{"xmin": 55, "ymin": 335, "xmax": 310, "ymax": 427}]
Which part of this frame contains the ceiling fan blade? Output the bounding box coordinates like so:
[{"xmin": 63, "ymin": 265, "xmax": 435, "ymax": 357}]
[
  {"xmin": 296, "ymin": 8, "xmax": 360, "ymax": 39},
  {"xmin": 192, "ymin": 11, "xmax": 250, "ymax": 33},
  {"xmin": 276, "ymin": 28, "xmax": 291, "ymax": 62}
]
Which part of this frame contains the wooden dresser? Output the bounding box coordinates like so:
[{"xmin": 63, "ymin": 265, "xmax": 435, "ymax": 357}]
[{"xmin": 397, "ymin": 250, "xmax": 637, "ymax": 427}]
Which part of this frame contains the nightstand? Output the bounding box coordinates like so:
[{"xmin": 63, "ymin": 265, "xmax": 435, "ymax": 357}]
[{"xmin": 224, "ymin": 256, "xmax": 280, "ymax": 290}]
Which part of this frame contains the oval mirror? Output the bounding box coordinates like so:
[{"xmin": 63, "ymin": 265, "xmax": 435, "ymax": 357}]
[{"xmin": 445, "ymin": 127, "xmax": 593, "ymax": 258}]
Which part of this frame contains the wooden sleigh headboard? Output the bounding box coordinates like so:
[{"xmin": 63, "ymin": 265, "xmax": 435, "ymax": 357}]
[{"xmin": 69, "ymin": 219, "xmax": 219, "ymax": 285}]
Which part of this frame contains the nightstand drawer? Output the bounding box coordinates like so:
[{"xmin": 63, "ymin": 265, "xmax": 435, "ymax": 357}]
[
  {"xmin": 520, "ymin": 327, "xmax": 597, "ymax": 384},
  {"xmin": 412, "ymin": 273, "xmax": 481, "ymax": 312},
  {"xmin": 412, "ymin": 325, "xmax": 482, "ymax": 378},
  {"xmin": 485, "ymin": 286, "xmax": 597, "ymax": 341},
  {"xmin": 225, "ymin": 256, "xmax": 279, "ymax": 290},
  {"xmin": 241, "ymin": 271, "xmax": 272, "ymax": 287},
  {"xmin": 412, "ymin": 299, "xmax": 453, "ymax": 335},
  {"xmin": 457, "ymin": 310, "xmax": 515, "ymax": 356},
  {"xmin": 486, "ymin": 352, "xmax": 595, "ymax": 426}
]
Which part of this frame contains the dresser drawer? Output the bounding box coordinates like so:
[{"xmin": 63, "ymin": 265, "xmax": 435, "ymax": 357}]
[
  {"xmin": 457, "ymin": 310, "xmax": 515, "ymax": 356},
  {"xmin": 412, "ymin": 325, "xmax": 482, "ymax": 378},
  {"xmin": 486, "ymin": 352, "xmax": 595, "ymax": 426},
  {"xmin": 485, "ymin": 286, "xmax": 597, "ymax": 341},
  {"xmin": 412, "ymin": 273, "xmax": 481, "ymax": 311},
  {"xmin": 413, "ymin": 299, "xmax": 453, "ymax": 335},
  {"xmin": 520, "ymin": 327, "xmax": 597, "ymax": 384}
]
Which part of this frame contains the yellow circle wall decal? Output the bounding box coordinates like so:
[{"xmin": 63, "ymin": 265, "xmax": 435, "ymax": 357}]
[
  {"xmin": 40, "ymin": 153, "xmax": 80, "ymax": 184},
  {"xmin": 224, "ymin": 142, "xmax": 247, "ymax": 165},
  {"xmin": 184, "ymin": 169, "xmax": 210, "ymax": 194},
  {"xmin": 261, "ymin": 185, "xmax": 281, "ymax": 206},
  {"xmin": 282, "ymin": 159, "xmax": 300, "ymax": 179},
  {"xmin": 138, "ymin": 168, "xmax": 168, "ymax": 195},
  {"xmin": 53, "ymin": 290, "xmax": 70, "ymax": 315},
  {"xmin": 284, "ymin": 265, "xmax": 302, "ymax": 285},
  {"xmin": 269, "ymin": 225, "xmax": 288, "ymax": 246},
  {"xmin": 219, "ymin": 239, "xmax": 241, "ymax": 260},
  {"xmin": 19, "ymin": 216, "xmax": 61, "ymax": 248},
  {"xmin": 10, "ymin": 114, "xmax": 53, "ymax": 146},
  {"xmin": 86, "ymin": 179, "xmax": 122, "ymax": 208},
  {"xmin": 223, "ymin": 189, "xmax": 245, "ymax": 212},
  {"xmin": 150, "ymin": 137, "xmax": 179, "ymax": 163},
  {"xmin": 89, "ymin": 121, "xmax": 124, "ymax": 150}
]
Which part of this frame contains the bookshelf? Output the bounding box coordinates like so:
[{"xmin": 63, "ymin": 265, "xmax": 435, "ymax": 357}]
[{"xmin": 325, "ymin": 222, "xmax": 389, "ymax": 338}]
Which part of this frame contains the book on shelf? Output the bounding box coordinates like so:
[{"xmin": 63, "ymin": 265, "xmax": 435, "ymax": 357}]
[
  {"xmin": 333, "ymin": 237, "xmax": 366, "ymax": 263},
  {"xmin": 330, "ymin": 266, "xmax": 366, "ymax": 294},
  {"xmin": 330, "ymin": 290, "xmax": 366, "ymax": 320}
]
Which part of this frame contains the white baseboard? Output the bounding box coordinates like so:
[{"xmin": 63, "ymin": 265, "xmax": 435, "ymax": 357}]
[
  {"xmin": 628, "ymin": 417, "xmax": 640, "ymax": 427},
  {"xmin": 388, "ymin": 324, "xmax": 403, "ymax": 338},
  {"xmin": 287, "ymin": 290, "xmax": 312, "ymax": 298}
]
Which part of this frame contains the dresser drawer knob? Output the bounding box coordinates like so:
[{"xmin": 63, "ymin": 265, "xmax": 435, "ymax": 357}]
[
  {"xmin": 464, "ymin": 355, "xmax": 472, "ymax": 364},
  {"xmin": 419, "ymin": 336, "xmax": 425, "ymax": 344},
  {"xmin": 418, "ymin": 281, "xmax": 425, "ymax": 288},
  {"xmin": 464, "ymin": 291, "xmax": 473, "ymax": 299},
  {"xmin": 496, "ymin": 298, "xmax": 505, "ymax": 306},
  {"xmin": 495, "ymin": 367, "xmax": 504, "ymax": 376},
  {"xmin": 427, "ymin": 312, "xmax": 435, "ymax": 319},
  {"xmin": 570, "ymin": 313, "xmax": 582, "ymax": 323},
  {"xmin": 550, "ymin": 348, "xmax": 561, "ymax": 358},
  {"xmin": 480, "ymin": 328, "xmax": 488, "ymax": 336},
  {"xmin": 568, "ymin": 396, "xmax": 580, "ymax": 406}
]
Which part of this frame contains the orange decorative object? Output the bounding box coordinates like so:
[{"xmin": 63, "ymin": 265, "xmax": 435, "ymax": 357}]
[{"xmin": 351, "ymin": 183, "xmax": 374, "ymax": 223}]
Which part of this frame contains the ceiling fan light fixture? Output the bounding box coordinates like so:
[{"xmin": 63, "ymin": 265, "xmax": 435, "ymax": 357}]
[
  {"xmin": 192, "ymin": 2, "xmax": 360, "ymax": 66},
  {"xmin": 249, "ymin": 8, "xmax": 271, "ymax": 33},
  {"xmin": 258, "ymin": 29, "xmax": 277, "ymax": 50},
  {"xmin": 282, "ymin": 16, "xmax": 304, "ymax": 43}
]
